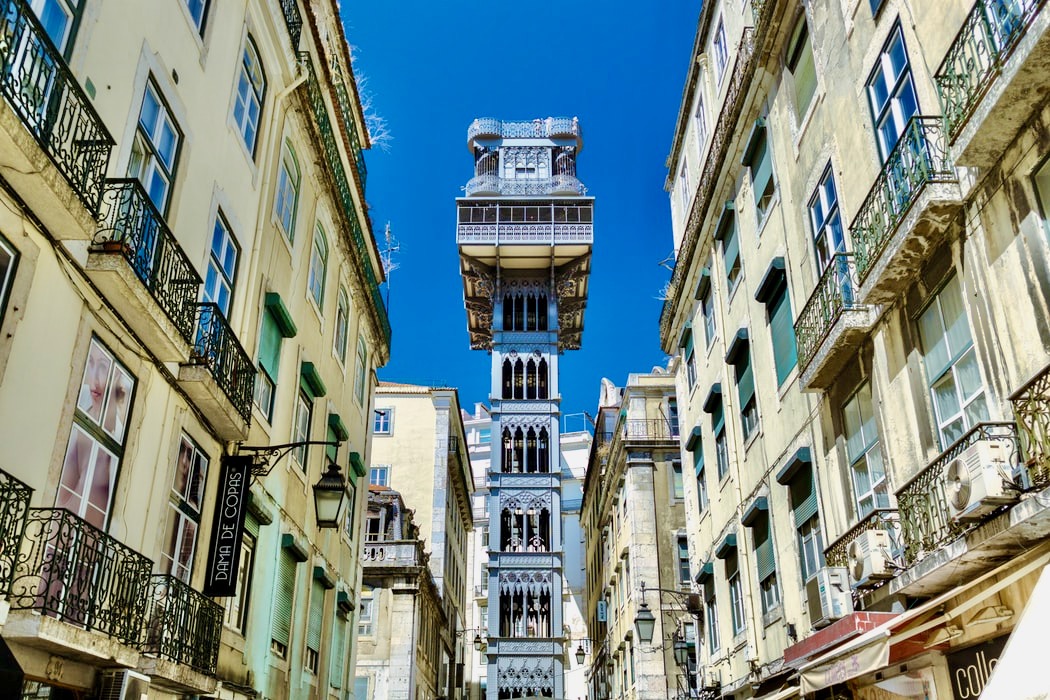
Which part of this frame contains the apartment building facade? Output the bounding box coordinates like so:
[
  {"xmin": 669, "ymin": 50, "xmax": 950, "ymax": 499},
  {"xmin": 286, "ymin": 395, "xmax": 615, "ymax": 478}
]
[
  {"xmin": 662, "ymin": 0, "xmax": 1050, "ymax": 698},
  {"xmin": 0, "ymin": 1, "xmax": 389, "ymax": 698}
]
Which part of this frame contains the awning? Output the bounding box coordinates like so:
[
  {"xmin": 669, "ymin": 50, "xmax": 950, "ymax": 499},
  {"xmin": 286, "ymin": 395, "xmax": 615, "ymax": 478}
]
[
  {"xmin": 756, "ymin": 685, "xmax": 800, "ymax": 700},
  {"xmin": 800, "ymin": 627, "xmax": 891, "ymax": 694},
  {"xmin": 980, "ymin": 563, "xmax": 1050, "ymax": 700}
]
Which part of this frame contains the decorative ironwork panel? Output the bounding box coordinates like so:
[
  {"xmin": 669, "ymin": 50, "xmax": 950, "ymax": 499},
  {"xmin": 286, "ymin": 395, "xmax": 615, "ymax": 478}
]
[
  {"xmin": 499, "ymin": 491, "xmax": 552, "ymax": 511},
  {"xmin": 492, "ymin": 553, "xmax": 560, "ymax": 568},
  {"xmin": 331, "ymin": 62, "xmax": 368, "ymax": 190},
  {"xmin": 299, "ymin": 54, "xmax": 391, "ymax": 346},
  {"xmin": 0, "ymin": 468, "xmax": 31, "ymax": 597},
  {"xmin": 95, "ymin": 179, "xmax": 202, "ymax": 343},
  {"xmin": 465, "ymin": 175, "xmax": 585, "ymax": 197},
  {"xmin": 622, "ymin": 419, "xmax": 677, "ymax": 442},
  {"xmin": 851, "ymin": 117, "xmax": 957, "ymax": 286},
  {"xmin": 142, "ymin": 574, "xmax": 222, "ymax": 674},
  {"xmin": 469, "ymin": 117, "xmax": 580, "ymax": 141},
  {"xmin": 280, "ymin": 0, "xmax": 302, "ymax": 51},
  {"xmin": 824, "ymin": 508, "xmax": 901, "ymax": 568},
  {"xmin": 1010, "ymin": 362, "xmax": 1050, "ymax": 487},
  {"xmin": 935, "ymin": 0, "xmax": 1047, "ymax": 142},
  {"xmin": 896, "ymin": 423, "xmax": 1016, "ymax": 567},
  {"xmin": 361, "ymin": 541, "xmax": 420, "ymax": 564},
  {"xmin": 0, "ymin": 0, "xmax": 114, "ymax": 214},
  {"xmin": 795, "ymin": 253, "xmax": 862, "ymax": 373},
  {"xmin": 188, "ymin": 303, "xmax": 255, "ymax": 422},
  {"xmin": 9, "ymin": 508, "xmax": 152, "ymax": 645}
]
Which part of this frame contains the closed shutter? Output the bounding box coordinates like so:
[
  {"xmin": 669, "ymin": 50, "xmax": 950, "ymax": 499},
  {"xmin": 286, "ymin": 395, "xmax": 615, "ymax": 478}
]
[
  {"xmin": 736, "ymin": 355, "xmax": 754, "ymax": 407},
  {"xmin": 791, "ymin": 468, "xmax": 819, "ymax": 527},
  {"xmin": 307, "ymin": 579, "xmax": 324, "ymax": 652},
  {"xmin": 749, "ymin": 135, "xmax": 773, "ymax": 201},
  {"xmin": 756, "ymin": 538, "xmax": 776, "ymax": 580},
  {"xmin": 329, "ymin": 614, "xmax": 346, "ymax": 688},
  {"xmin": 258, "ymin": 310, "xmax": 282, "ymax": 379},
  {"xmin": 244, "ymin": 511, "xmax": 260, "ymax": 538},
  {"xmin": 272, "ymin": 549, "xmax": 297, "ymax": 645},
  {"xmin": 723, "ymin": 226, "xmax": 739, "ymax": 276},
  {"xmin": 693, "ymin": 442, "xmax": 704, "ymax": 474},
  {"xmin": 769, "ymin": 285, "xmax": 798, "ymax": 385},
  {"xmin": 326, "ymin": 425, "xmax": 338, "ymax": 462}
]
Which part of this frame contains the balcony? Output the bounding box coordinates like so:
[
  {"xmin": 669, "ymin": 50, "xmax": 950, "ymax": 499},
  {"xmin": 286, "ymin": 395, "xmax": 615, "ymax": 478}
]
[
  {"xmin": 279, "ymin": 0, "xmax": 302, "ymax": 51},
  {"xmin": 464, "ymin": 174, "xmax": 586, "ymax": 197},
  {"xmin": 361, "ymin": 540, "xmax": 423, "ymax": 567},
  {"xmin": 178, "ymin": 303, "xmax": 254, "ymax": 440},
  {"xmin": 851, "ymin": 117, "xmax": 961, "ymax": 304},
  {"xmin": 622, "ymin": 419, "xmax": 678, "ymax": 443},
  {"xmin": 87, "ymin": 180, "xmax": 202, "ymax": 362},
  {"xmin": 936, "ymin": 0, "xmax": 1050, "ymax": 166},
  {"xmin": 824, "ymin": 508, "xmax": 902, "ymax": 583},
  {"xmin": 0, "ymin": 467, "xmax": 31, "ymax": 600},
  {"xmin": 467, "ymin": 117, "xmax": 581, "ymax": 147},
  {"xmin": 794, "ymin": 254, "xmax": 878, "ymax": 390},
  {"xmin": 139, "ymin": 574, "xmax": 222, "ymax": 690},
  {"xmin": 1011, "ymin": 361, "xmax": 1050, "ymax": 489},
  {"xmin": 5, "ymin": 508, "xmax": 151, "ymax": 665},
  {"xmin": 0, "ymin": 0, "xmax": 113, "ymax": 237}
]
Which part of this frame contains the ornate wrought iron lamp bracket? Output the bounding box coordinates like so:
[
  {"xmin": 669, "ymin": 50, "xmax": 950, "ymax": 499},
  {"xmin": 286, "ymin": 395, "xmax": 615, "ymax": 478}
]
[{"xmin": 233, "ymin": 440, "xmax": 343, "ymax": 479}]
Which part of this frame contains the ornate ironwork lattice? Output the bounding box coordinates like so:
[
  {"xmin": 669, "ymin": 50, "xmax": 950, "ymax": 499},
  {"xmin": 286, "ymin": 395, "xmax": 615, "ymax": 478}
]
[
  {"xmin": 794, "ymin": 253, "xmax": 864, "ymax": 374},
  {"xmin": 0, "ymin": 468, "xmax": 31, "ymax": 597},
  {"xmin": 1010, "ymin": 362, "xmax": 1050, "ymax": 488},
  {"xmin": 142, "ymin": 573, "xmax": 223, "ymax": 673},
  {"xmin": 187, "ymin": 302, "xmax": 256, "ymax": 422}
]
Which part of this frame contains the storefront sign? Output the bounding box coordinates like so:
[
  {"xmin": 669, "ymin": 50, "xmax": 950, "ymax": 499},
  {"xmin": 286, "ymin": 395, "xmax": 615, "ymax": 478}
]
[
  {"xmin": 203, "ymin": 455, "xmax": 253, "ymax": 597},
  {"xmin": 801, "ymin": 635, "xmax": 890, "ymax": 694},
  {"xmin": 947, "ymin": 634, "xmax": 1009, "ymax": 699}
]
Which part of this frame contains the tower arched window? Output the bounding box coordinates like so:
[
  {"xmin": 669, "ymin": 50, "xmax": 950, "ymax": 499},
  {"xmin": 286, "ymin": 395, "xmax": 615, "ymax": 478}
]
[
  {"xmin": 513, "ymin": 428, "xmax": 525, "ymax": 472},
  {"xmin": 538, "ymin": 294, "xmax": 548, "ymax": 330},
  {"xmin": 538, "ymin": 428, "xmax": 550, "ymax": 473},
  {"xmin": 526, "ymin": 294, "xmax": 537, "ymax": 330},
  {"xmin": 502, "ymin": 359, "xmax": 513, "ymax": 399},
  {"xmin": 502, "ymin": 429, "xmax": 514, "ymax": 473},
  {"xmin": 538, "ymin": 358, "xmax": 549, "ymax": 399},
  {"xmin": 526, "ymin": 359, "xmax": 537, "ymax": 399},
  {"xmin": 514, "ymin": 294, "xmax": 525, "ymax": 330},
  {"xmin": 526, "ymin": 428, "xmax": 538, "ymax": 472},
  {"xmin": 503, "ymin": 295, "xmax": 513, "ymax": 331},
  {"xmin": 513, "ymin": 359, "xmax": 524, "ymax": 399}
]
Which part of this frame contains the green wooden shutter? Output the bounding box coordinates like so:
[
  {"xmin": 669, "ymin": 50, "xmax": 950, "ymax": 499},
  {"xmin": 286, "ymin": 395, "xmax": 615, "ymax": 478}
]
[
  {"xmin": 330, "ymin": 614, "xmax": 346, "ymax": 688},
  {"xmin": 770, "ymin": 286, "xmax": 798, "ymax": 385},
  {"xmin": 692, "ymin": 441, "xmax": 704, "ymax": 474},
  {"xmin": 756, "ymin": 539, "xmax": 776, "ymax": 580},
  {"xmin": 750, "ymin": 135, "xmax": 773, "ymax": 201},
  {"xmin": 326, "ymin": 425, "xmax": 338, "ymax": 462},
  {"xmin": 736, "ymin": 355, "xmax": 754, "ymax": 407},
  {"xmin": 258, "ymin": 311, "xmax": 282, "ymax": 379},
  {"xmin": 272, "ymin": 549, "xmax": 297, "ymax": 645},
  {"xmin": 307, "ymin": 579, "xmax": 324, "ymax": 652},
  {"xmin": 244, "ymin": 511, "xmax": 260, "ymax": 538},
  {"xmin": 712, "ymin": 402, "xmax": 724, "ymax": 434},
  {"xmin": 723, "ymin": 226, "xmax": 739, "ymax": 277},
  {"xmin": 791, "ymin": 468, "xmax": 819, "ymax": 527}
]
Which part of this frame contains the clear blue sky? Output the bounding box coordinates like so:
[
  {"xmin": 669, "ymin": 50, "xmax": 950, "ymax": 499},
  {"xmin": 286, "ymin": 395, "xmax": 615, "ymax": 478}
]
[{"xmin": 343, "ymin": 2, "xmax": 699, "ymax": 422}]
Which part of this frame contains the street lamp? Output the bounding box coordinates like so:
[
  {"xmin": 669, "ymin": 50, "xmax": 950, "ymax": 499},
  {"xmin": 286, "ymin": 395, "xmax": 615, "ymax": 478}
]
[
  {"xmin": 672, "ymin": 632, "xmax": 689, "ymax": 667},
  {"xmin": 473, "ymin": 633, "xmax": 483, "ymax": 652},
  {"xmin": 575, "ymin": 644, "xmax": 586, "ymax": 665},
  {"xmin": 634, "ymin": 601, "xmax": 657, "ymax": 644},
  {"xmin": 313, "ymin": 461, "xmax": 348, "ymax": 528}
]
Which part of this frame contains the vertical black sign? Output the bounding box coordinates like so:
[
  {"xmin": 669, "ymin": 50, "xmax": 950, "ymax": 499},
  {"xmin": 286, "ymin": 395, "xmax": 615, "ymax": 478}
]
[
  {"xmin": 203, "ymin": 454, "xmax": 253, "ymax": 597},
  {"xmin": 947, "ymin": 633, "xmax": 1010, "ymax": 700}
]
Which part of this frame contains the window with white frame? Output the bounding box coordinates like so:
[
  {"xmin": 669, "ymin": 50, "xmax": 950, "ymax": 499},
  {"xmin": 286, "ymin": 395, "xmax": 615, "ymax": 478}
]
[
  {"xmin": 843, "ymin": 382, "xmax": 889, "ymax": 516},
  {"xmin": 790, "ymin": 463, "xmax": 824, "ymax": 582},
  {"xmin": 309, "ymin": 225, "xmax": 328, "ymax": 307},
  {"xmin": 373, "ymin": 408, "xmax": 392, "ymax": 435},
  {"xmin": 809, "ymin": 164, "xmax": 846, "ymax": 272},
  {"xmin": 204, "ymin": 213, "xmax": 238, "ymax": 317},
  {"xmin": 129, "ymin": 80, "xmax": 181, "ymax": 213},
  {"xmin": 354, "ymin": 337, "xmax": 368, "ymax": 405},
  {"xmin": 1035, "ymin": 156, "xmax": 1050, "ymax": 232},
  {"xmin": 678, "ymin": 157, "xmax": 691, "ymax": 212},
  {"xmin": 695, "ymin": 97, "xmax": 708, "ymax": 153},
  {"xmin": 786, "ymin": 16, "xmax": 817, "ymax": 119},
  {"xmin": 161, "ymin": 435, "xmax": 208, "ymax": 583},
  {"xmin": 369, "ymin": 465, "xmax": 389, "ymax": 487},
  {"xmin": 183, "ymin": 0, "xmax": 208, "ymax": 34},
  {"xmin": 335, "ymin": 288, "xmax": 350, "ymax": 363},
  {"xmin": 711, "ymin": 18, "xmax": 728, "ymax": 85},
  {"xmin": 918, "ymin": 275, "xmax": 989, "ymax": 448},
  {"xmin": 357, "ymin": 592, "xmax": 374, "ymax": 636},
  {"xmin": 721, "ymin": 216, "xmax": 742, "ymax": 293},
  {"xmin": 233, "ymin": 37, "xmax": 265, "ymax": 154},
  {"xmin": 668, "ymin": 398, "xmax": 680, "ymax": 438},
  {"xmin": 274, "ymin": 143, "xmax": 300, "ymax": 239},
  {"xmin": 712, "ymin": 396, "xmax": 729, "ymax": 481},
  {"xmin": 677, "ymin": 536, "xmax": 690, "ymax": 584},
  {"xmin": 702, "ymin": 578, "xmax": 719, "ymax": 652},
  {"xmin": 866, "ymin": 24, "xmax": 919, "ymax": 161},
  {"xmin": 693, "ymin": 442, "xmax": 709, "ymax": 514},
  {"xmin": 726, "ymin": 550, "xmax": 745, "ymax": 636},
  {"xmin": 671, "ymin": 460, "xmax": 684, "ymax": 500},
  {"xmin": 31, "ymin": 0, "xmax": 79, "ymax": 51},
  {"xmin": 292, "ymin": 391, "xmax": 311, "ymax": 471},
  {"xmin": 745, "ymin": 124, "xmax": 776, "ymax": 222},
  {"xmin": 701, "ymin": 285, "xmax": 716, "ymax": 347},
  {"xmin": 222, "ymin": 530, "xmax": 254, "ymax": 633},
  {"xmin": 0, "ymin": 233, "xmax": 18, "ymax": 328},
  {"xmin": 751, "ymin": 513, "xmax": 780, "ymax": 615}
]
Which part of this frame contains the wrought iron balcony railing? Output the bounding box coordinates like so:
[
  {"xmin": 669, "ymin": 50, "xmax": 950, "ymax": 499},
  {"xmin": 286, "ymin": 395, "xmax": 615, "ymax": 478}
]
[
  {"xmin": 0, "ymin": 0, "xmax": 114, "ymax": 214},
  {"xmin": 464, "ymin": 174, "xmax": 586, "ymax": 197},
  {"xmin": 94, "ymin": 179, "xmax": 202, "ymax": 343},
  {"xmin": 794, "ymin": 254, "xmax": 862, "ymax": 373},
  {"xmin": 8, "ymin": 508, "xmax": 152, "ymax": 644},
  {"xmin": 1010, "ymin": 361, "xmax": 1050, "ymax": 488},
  {"xmin": 280, "ymin": 0, "xmax": 302, "ymax": 51},
  {"xmin": 936, "ymin": 0, "xmax": 1047, "ymax": 142},
  {"xmin": 467, "ymin": 117, "xmax": 581, "ymax": 142},
  {"xmin": 896, "ymin": 422, "xmax": 1017, "ymax": 568},
  {"xmin": 824, "ymin": 508, "xmax": 901, "ymax": 569},
  {"xmin": 0, "ymin": 467, "xmax": 31, "ymax": 597},
  {"xmin": 188, "ymin": 303, "xmax": 255, "ymax": 422},
  {"xmin": 142, "ymin": 574, "xmax": 223, "ymax": 674},
  {"xmin": 361, "ymin": 540, "xmax": 421, "ymax": 565},
  {"xmin": 300, "ymin": 54, "xmax": 390, "ymax": 346},
  {"xmin": 331, "ymin": 63, "xmax": 368, "ymax": 191},
  {"xmin": 622, "ymin": 419, "xmax": 679, "ymax": 442},
  {"xmin": 851, "ymin": 117, "xmax": 957, "ymax": 287}
]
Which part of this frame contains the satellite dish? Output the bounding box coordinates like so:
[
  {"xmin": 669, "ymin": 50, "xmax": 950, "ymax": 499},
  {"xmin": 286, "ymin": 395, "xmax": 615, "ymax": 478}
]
[{"xmin": 945, "ymin": 458, "xmax": 972, "ymax": 511}]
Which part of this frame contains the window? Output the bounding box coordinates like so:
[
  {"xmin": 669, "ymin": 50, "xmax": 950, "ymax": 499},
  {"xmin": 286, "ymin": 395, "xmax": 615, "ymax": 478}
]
[
  {"xmin": 481, "ymin": 564, "xmax": 489, "ymax": 593},
  {"xmin": 671, "ymin": 460, "xmax": 685, "ymax": 500},
  {"xmin": 57, "ymin": 337, "xmax": 135, "ymax": 530},
  {"xmin": 703, "ymin": 579, "xmax": 719, "ymax": 652},
  {"xmin": 668, "ymin": 399, "xmax": 680, "ymax": 438},
  {"xmin": 727, "ymin": 551, "xmax": 745, "ymax": 636},
  {"xmin": 843, "ymin": 383, "xmax": 889, "ymax": 516},
  {"xmin": 161, "ymin": 435, "xmax": 208, "ymax": 583},
  {"xmin": 745, "ymin": 125, "xmax": 776, "ymax": 222},
  {"xmin": 760, "ymin": 573, "xmax": 780, "ymax": 616},
  {"xmin": 712, "ymin": 399, "xmax": 729, "ymax": 481},
  {"xmin": 790, "ymin": 466, "xmax": 824, "ymax": 581},
  {"xmin": 711, "ymin": 19, "xmax": 728, "ymax": 85},
  {"xmin": 0, "ymin": 233, "xmax": 18, "ymax": 328},
  {"xmin": 358, "ymin": 592, "xmax": 374, "ymax": 635},
  {"xmin": 272, "ymin": 547, "xmax": 299, "ymax": 657},
  {"xmin": 677, "ymin": 536, "xmax": 690, "ymax": 584},
  {"xmin": 721, "ymin": 217, "xmax": 742, "ymax": 293},
  {"xmin": 918, "ymin": 276, "xmax": 989, "ymax": 447},
  {"xmin": 866, "ymin": 24, "xmax": 919, "ymax": 161},
  {"xmin": 330, "ymin": 611, "xmax": 348, "ymax": 688},
  {"xmin": 809, "ymin": 165, "xmax": 846, "ymax": 272},
  {"xmin": 354, "ymin": 337, "xmax": 368, "ymax": 405},
  {"xmin": 751, "ymin": 514, "xmax": 780, "ymax": 615},
  {"xmin": 695, "ymin": 98, "xmax": 708, "ymax": 152},
  {"xmin": 233, "ymin": 38, "xmax": 265, "ymax": 154},
  {"xmin": 701, "ymin": 286, "xmax": 716, "ymax": 347},
  {"xmin": 678, "ymin": 158, "xmax": 691, "ymax": 212},
  {"xmin": 684, "ymin": 329, "xmax": 697, "ymax": 388},
  {"xmin": 335, "ymin": 288, "xmax": 350, "ymax": 363},
  {"xmin": 309, "ymin": 226, "xmax": 328, "ymax": 307},
  {"xmin": 204, "ymin": 213, "xmax": 238, "ymax": 317},
  {"xmin": 344, "ymin": 480, "xmax": 357, "ymax": 540},
  {"xmin": 369, "ymin": 465, "xmax": 389, "ymax": 487},
  {"xmin": 254, "ymin": 299, "xmax": 290, "ymax": 420},
  {"xmin": 183, "ymin": 0, "xmax": 208, "ymax": 34},
  {"xmin": 223, "ymin": 530, "xmax": 254, "ymax": 633},
  {"xmin": 786, "ymin": 17, "xmax": 817, "ymax": 119},
  {"xmin": 129, "ymin": 80, "xmax": 181, "ymax": 213},
  {"xmin": 292, "ymin": 392, "xmax": 312, "ymax": 470},
  {"xmin": 373, "ymin": 408, "xmax": 393, "ymax": 435},
  {"xmin": 306, "ymin": 579, "xmax": 325, "ymax": 673},
  {"xmin": 694, "ymin": 443, "xmax": 709, "ymax": 514},
  {"xmin": 798, "ymin": 516, "xmax": 823, "ymax": 582},
  {"xmin": 30, "ymin": 0, "xmax": 78, "ymax": 51},
  {"xmin": 275, "ymin": 143, "xmax": 300, "ymax": 238},
  {"xmin": 765, "ymin": 279, "xmax": 798, "ymax": 386},
  {"xmin": 730, "ymin": 342, "xmax": 759, "ymax": 441}
]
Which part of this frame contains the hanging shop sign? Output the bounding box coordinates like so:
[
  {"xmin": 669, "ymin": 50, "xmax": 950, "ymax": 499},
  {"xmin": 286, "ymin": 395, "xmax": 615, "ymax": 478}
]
[{"xmin": 203, "ymin": 455, "xmax": 253, "ymax": 597}]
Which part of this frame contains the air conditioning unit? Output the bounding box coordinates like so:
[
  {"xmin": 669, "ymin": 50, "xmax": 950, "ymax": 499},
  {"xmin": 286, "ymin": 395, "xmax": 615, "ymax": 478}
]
[
  {"xmin": 847, "ymin": 529, "xmax": 895, "ymax": 588},
  {"xmin": 943, "ymin": 439, "xmax": 1017, "ymax": 522},
  {"xmin": 700, "ymin": 667, "xmax": 721, "ymax": 689},
  {"xmin": 805, "ymin": 567, "xmax": 853, "ymax": 629},
  {"xmin": 98, "ymin": 670, "xmax": 150, "ymax": 700}
]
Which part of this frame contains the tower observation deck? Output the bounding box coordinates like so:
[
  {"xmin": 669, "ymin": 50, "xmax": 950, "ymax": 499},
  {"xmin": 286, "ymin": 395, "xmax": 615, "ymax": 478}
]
[{"xmin": 457, "ymin": 117, "xmax": 593, "ymax": 700}]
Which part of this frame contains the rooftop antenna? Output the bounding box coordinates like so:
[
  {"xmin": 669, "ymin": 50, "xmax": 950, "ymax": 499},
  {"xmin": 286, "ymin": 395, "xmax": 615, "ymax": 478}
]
[{"xmin": 381, "ymin": 221, "xmax": 400, "ymax": 308}]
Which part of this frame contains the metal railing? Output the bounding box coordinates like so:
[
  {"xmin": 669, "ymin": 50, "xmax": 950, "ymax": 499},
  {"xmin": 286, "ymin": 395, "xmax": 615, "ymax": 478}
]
[
  {"xmin": 142, "ymin": 574, "xmax": 223, "ymax": 674},
  {"xmin": 8, "ymin": 508, "xmax": 151, "ymax": 644},
  {"xmin": 622, "ymin": 419, "xmax": 678, "ymax": 442},
  {"xmin": 1010, "ymin": 362, "xmax": 1050, "ymax": 488},
  {"xmin": 331, "ymin": 63, "xmax": 368, "ymax": 190},
  {"xmin": 936, "ymin": 0, "xmax": 1047, "ymax": 142},
  {"xmin": 467, "ymin": 117, "xmax": 581, "ymax": 142},
  {"xmin": 280, "ymin": 0, "xmax": 302, "ymax": 51},
  {"xmin": 464, "ymin": 174, "xmax": 585, "ymax": 197},
  {"xmin": 0, "ymin": 0, "xmax": 114, "ymax": 214},
  {"xmin": 824, "ymin": 508, "xmax": 901, "ymax": 569},
  {"xmin": 300, "ymin": 54, "xmax": 391, "ymax": 347},
  {"xmin": 0, "ymin": 468, "xmax": 31, "ymax": 597},
  {"xmin": 188, "ymin": 303, "xmax": 255, "ymax": 422},
  {"xmin": 851, "ymin": 116, "xmax": 957, "ymax": 287},
  {"xmin": 896, "ymin": 422, "xmax": 1017, "ymax": 567},
  {"xmin": 361, "ymin": 541, "xmax": 421, "ymax": 564},
  {"xmin": 94, "ymin": 179, "xmax": 202, "ymax": 343},
  {"xmin": 794, "ymin": 254, "xmax": 863, "ymax": 374}
]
